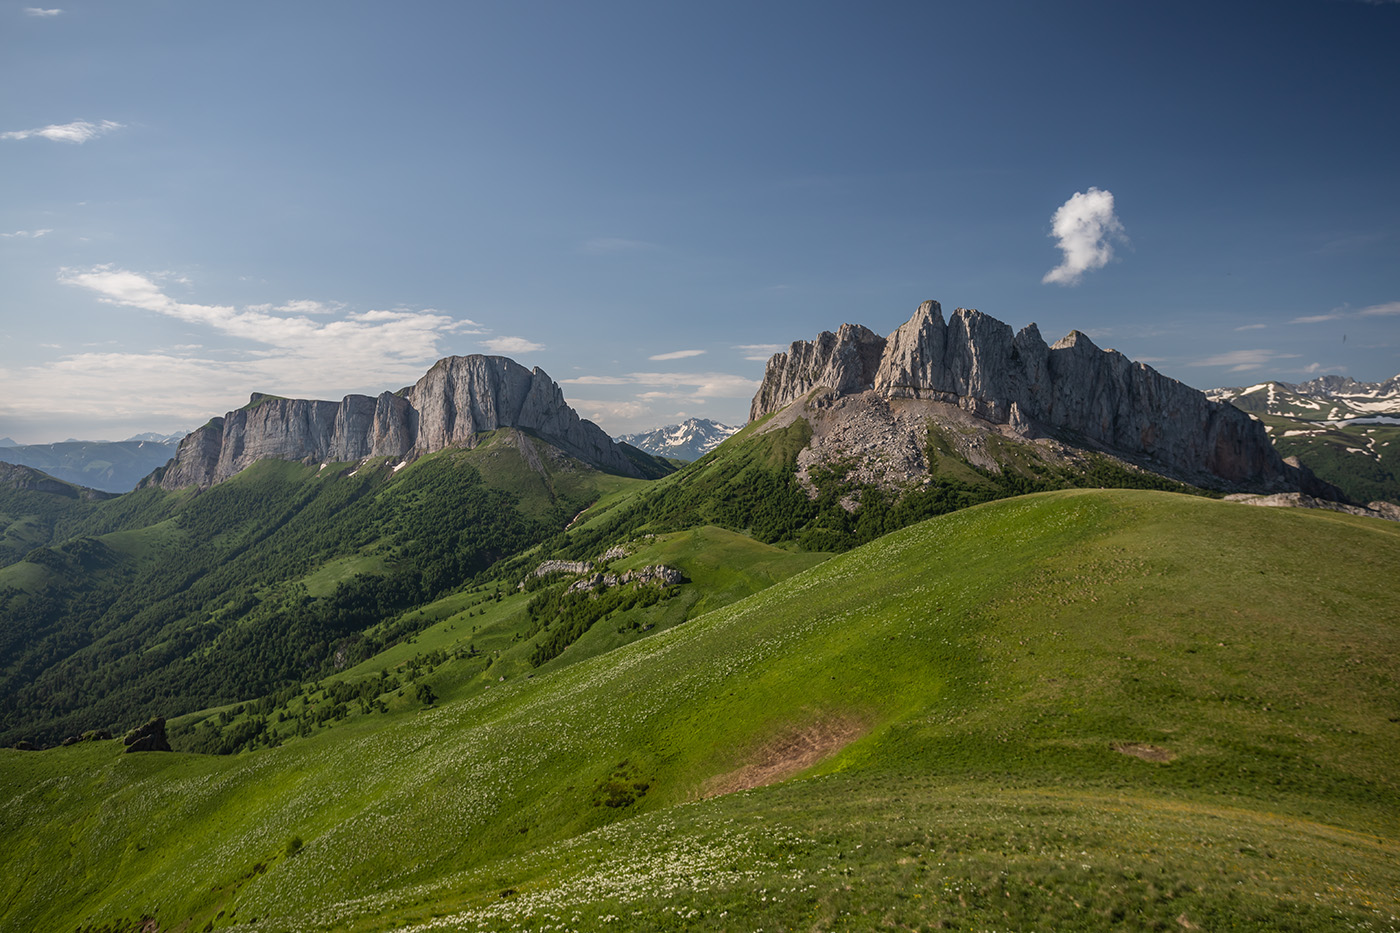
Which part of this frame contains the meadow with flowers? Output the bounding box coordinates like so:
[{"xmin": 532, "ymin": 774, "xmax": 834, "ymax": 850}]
[{"xmin": 2, "ymin": 488, "xmax": 1398, "ymax": 931}]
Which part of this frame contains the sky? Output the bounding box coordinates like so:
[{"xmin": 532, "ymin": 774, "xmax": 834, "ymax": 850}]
[{"xmin": 2, "ymin": 0, "xmax": 1398, "ymax": 444}]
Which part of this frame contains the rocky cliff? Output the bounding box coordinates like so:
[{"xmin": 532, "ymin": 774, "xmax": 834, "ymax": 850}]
[
  {"xmin": 152, "ymin": 356, "xmax": 644, "ymax": 488},
  {"xmin": 752, "ymin": 300, "xmax": 1308, "ymax": 492}
]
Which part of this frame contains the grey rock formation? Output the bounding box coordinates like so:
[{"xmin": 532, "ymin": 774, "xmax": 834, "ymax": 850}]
[
  {"xmin": 752, "ymin": 300, "xmax": 1309, "ymax": 492},
  {"xmin": 122, "ymin": 717, "xmax": 171, "ymax": 753},
  {"xmin": 151, "ymin": 356, "xmax": 644, "ymax": 488}
]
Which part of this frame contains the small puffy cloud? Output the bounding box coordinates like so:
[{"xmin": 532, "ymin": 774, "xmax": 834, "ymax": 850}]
[
  {"xmin": 734, "ymin": 343, "xmax": 786, "ymax": 361},
  {"xmin": 648, "ymin": 349, "xmax": 705, "ymax": 361},
  {"xmin": 1, "ymin": 229, "xmax": 52, "ymax": 238},
  {"xmin": 2, "ymin": 119, "xmax": 123, "ymax": 143},
  {"xmin": 1303, "ymin": 362, "xmax": 1324, "ymax": 374},
  {"xmin": 1186, "ymin": 349, "xmax": 1300, "ymax": 372},
  {"xmin": 24, "ymin": 7, "xmax": 63, "ymax": 15},
  {"xmin": 1042, "ymin": 187, "xmax": 1127, "ymax": 286},
  {"xmin": 481, "ymin": 336, "xmax": 544, "ymax": 354}
]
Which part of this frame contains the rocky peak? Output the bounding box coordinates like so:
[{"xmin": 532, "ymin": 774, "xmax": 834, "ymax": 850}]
[
  {"xmin": 150, "ymin": 355, "xmax": 644, "ymax": 488},
  {"xmin": 752, "ymin": 299, "xmax": 1305, "ymax": 492},
  {"xmin": 749, "ymin": 322, "xmax": 887, "ymax": 422}
]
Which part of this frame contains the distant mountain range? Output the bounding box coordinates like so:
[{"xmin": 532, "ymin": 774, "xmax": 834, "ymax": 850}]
[
  {"xmin": 614, "ymin": 418, "xmax": 741, "ymax": 461},
  {"xmin": 1207, "ymin": 374, "xmax": 1400, "ymax": 423},
  {"xmin": 0, "ymin": 436, "xmax": 183, "ymax": 493},
  {"xmin": 1208, "ymin": 374, "xmax": 1400, "ymax": 504}
]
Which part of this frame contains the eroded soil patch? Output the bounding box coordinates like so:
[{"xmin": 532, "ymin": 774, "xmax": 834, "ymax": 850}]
[
  {"xmin": 704, "ymin": 716, "xmax": 868, "ymax": 797},
  {"xmin": 1114, "ymin": 742, "xmax": 1176, "ymax": 763}
]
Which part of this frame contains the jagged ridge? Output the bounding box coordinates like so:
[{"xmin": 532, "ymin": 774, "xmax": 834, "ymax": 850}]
[
  {"xmin": 151, "ymin": 355, "xmax": 645, "ymax": 488},
  {"xmin": 751, "ymin": 300, "xmax": 1303, "ymax": 491}
]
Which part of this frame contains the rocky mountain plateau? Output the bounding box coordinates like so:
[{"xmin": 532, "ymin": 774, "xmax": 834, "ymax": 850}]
[
  {"xmin": 750, "ymin": 300, "xmax": 1336, "ymax": 498},
  {"xmin": 149, "ymin": 355, "xmax": 652, "ymax": 489}
]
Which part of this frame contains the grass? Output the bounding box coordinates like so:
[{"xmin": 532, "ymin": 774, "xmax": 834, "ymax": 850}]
[{"xmin": 2, "ymin": 489, "xmax": 1398, "ymax": 932}]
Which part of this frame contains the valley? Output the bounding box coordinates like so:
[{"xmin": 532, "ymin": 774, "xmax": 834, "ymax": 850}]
[{"xmin": 2, "ymin": 311, "xmax": 1398, "ymax": 932}]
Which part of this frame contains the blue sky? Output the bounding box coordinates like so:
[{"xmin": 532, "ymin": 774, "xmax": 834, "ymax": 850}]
[{"xmin": 2, "ymin": 0, "xmax": 1397, "ymax": 443}]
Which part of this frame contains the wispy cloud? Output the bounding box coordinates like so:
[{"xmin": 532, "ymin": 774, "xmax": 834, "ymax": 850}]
[
  {"xmin": 1233, "ymin": 323, "xmax": 1267, "ymax": 331},
  {"xmin": 648, "ymin": 349, "xmax": 704, "ymax": 361},
  {"xmin": 23, "ymin": 7, "xmax": 63, "ymax": 16},
  {"xmin": 481, "ymin": 336, "xmax": 544, "ymax": 354},
  {"xmin": 1186, "ymin": 348, "xmax": 1300, "ymax": 372},
  {"xmin": 563, "ymin": 370, "xmax": 759, "ymax": 402},
  {"xmin": 5, "ymin": 265, "xmax": 483, "ymax": 424},
  {"xmin": 1, "ymin": 229, "xmax": 52, "ymax": 238},
  {"xmin": 734, "ymin": 343, "xmax": 786, "ymax": 361},
  {"xmin": 1360, "ymin": 301, "xmax": 1400, "ymax": 317},
  {"xmin": 1292, "ymin": 300, "xmax": 1399, "ymax": 323},
  {"xmin": 2, "ymin": 119, "xmax": 122, "ymax": 143},
  {"xmin": 1042, "ymin": 187, "xmax": 1127, "ymax": 286}
]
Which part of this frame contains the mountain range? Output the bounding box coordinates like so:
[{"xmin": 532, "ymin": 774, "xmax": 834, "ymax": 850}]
[
  {"xmin": 614, "ymin": 418, "xmax": 741, "ymax": 462},
  {"xmin": 1, "ymin": 297, "xmax": 1396, "ymax": 932},
  {"xmin": 0, "ymin": 436, "xmax": 181, "ymax": 493},
  {"xmin": 1208, "ymin": 374, "xmax": 1400, "ymax": 503}
]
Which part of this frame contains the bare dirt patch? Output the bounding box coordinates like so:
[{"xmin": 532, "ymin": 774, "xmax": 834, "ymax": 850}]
[
  {"xmin": 1113, "ymin": 742, "xmax": 1176, "ymax": 763},
  {"xmin": 703, "ymin": 716, "xmax": 868, "ymax": 797}
]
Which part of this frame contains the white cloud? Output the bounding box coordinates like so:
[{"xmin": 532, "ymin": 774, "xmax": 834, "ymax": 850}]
[
  {"xmin": 1042, "ymin": 187, "xmax": 1127, "ymax": 286},
  {"xmin": 24, "ymin": 7, "xmax": 63, "ymax": 16},
  {"xmin": 1186, "ymin": 349, "xmax": 1300, "ymax": 372},
  {"xmin": 561, "ymin": 375, "xmax": 632, "ymax": 386},
  {"xmin": 481, "ymin": 336, "xmax": 544, "ymax": 354},
  {"xmin": 1359, "ymin": 301, "xmax": 1400, "ymax": 317},
  {"xmin": 2, "ymin": 119, "xmax": 123, "ymax": 143},
  {"xmin": 1233, "ymin": 323, "xmax": 1267, "ymax": 331},
  {"xmin": 1303, "ymin": 362, "xmax": 1324, "ymax": 374},
  {"xmin": 569, "ymin": 399, "xmax": 654, "ymax": 427},
  {"xmin": 561, "ymin": 370, "xmax": 759, "ymax": 402},
  {"xmin": 14, "ymin": 265, "xmax": 483, "ymax": 424},
  {"xmin": 0, "ymin": 229, "xmax": 52, "ymax": 238},
  {"xmin": 1292, "ymin": 301, "xmax": 1398, "ymax": 323},
  {"xmin": 648, "ymin": 349, "xmax": 705, "ymax": 361},
  {"xmin": 734, "ymin": 342, "xmax": 786, "ymax": 361}
]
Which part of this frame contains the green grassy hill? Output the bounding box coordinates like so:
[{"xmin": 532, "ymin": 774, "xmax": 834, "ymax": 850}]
[
  {"xmin": 3, "ymin": 489, "xmax": 1396, "ymax": 932},
  {"xmin": 0, "ymin": 431, "xmax": 652, "ymax": 747}
]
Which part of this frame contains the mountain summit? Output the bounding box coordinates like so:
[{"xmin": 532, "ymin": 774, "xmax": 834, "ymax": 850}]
[
  {"xmin": 150, "ymin": 355, "xmax": 656, "ymax": 488},
  {"xmin": 751, "ymin": 300, "xmax": 1322, "ymax": 493},
  {"xmin": 615, "ymin": 418, "xmax": 740, "ymax": 462}
]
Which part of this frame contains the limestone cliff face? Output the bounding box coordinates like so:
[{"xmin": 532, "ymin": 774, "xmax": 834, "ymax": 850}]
[
  {"xmin": 153, "ymin": 356, "xmax": 640, "ymax": 488},
  {"xmin": 752, "ymin": 300, "xmax": 1296, "ymax": 490}
]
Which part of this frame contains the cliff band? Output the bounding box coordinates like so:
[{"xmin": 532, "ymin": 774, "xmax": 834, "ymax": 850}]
[
  {"xmin": 751, "ymin": 300, "xmax": 1307, "ymax": 491},
  {"xmin": 153, "ymin": 355, "xmax": 641, "ymax": 488}
]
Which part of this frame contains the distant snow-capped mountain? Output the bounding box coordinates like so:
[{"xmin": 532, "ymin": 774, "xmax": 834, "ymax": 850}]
[
  {"xmin": 1206, "ymin": 374, "xmax": 1400, "ymax": 423},
  {"xmin": 614, "ymin": 418, "xmax": 741, "ymax": 462}
]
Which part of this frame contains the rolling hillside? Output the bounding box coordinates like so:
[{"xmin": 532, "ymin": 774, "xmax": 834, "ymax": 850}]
[
  {"xmin": 0, "ymin": 430, "xmax": 652, "ymax": 747},
  {"xmin": 2, "ymin": 489, "xmax": 1396, "ymax": 932}
]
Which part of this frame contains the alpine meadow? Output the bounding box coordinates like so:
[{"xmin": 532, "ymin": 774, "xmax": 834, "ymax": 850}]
[{"xmin": 4, "ymin": 4, "xmax": 1400, "ymax": 932}]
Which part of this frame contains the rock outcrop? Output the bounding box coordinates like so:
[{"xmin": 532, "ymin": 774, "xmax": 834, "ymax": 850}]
[
  {"xmin": 151, "ymin": 356, "xmax": 645, "ymax": 488},
  {"xmin": 123, "ymin": 717, "xmax": 171, "ymax": 753},
  {"xmin": 752, "ymin": 300, "xmax": 1311, "ymax": 492}
]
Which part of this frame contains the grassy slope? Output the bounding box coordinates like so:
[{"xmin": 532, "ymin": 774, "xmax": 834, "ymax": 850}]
[
  {"xmin": 2, "ymin": 490, "xmax": 1398, "ymax": 932},
  {"xmin": 0, "ymin": 434, "xmax": 652, "ymax": 746}
]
